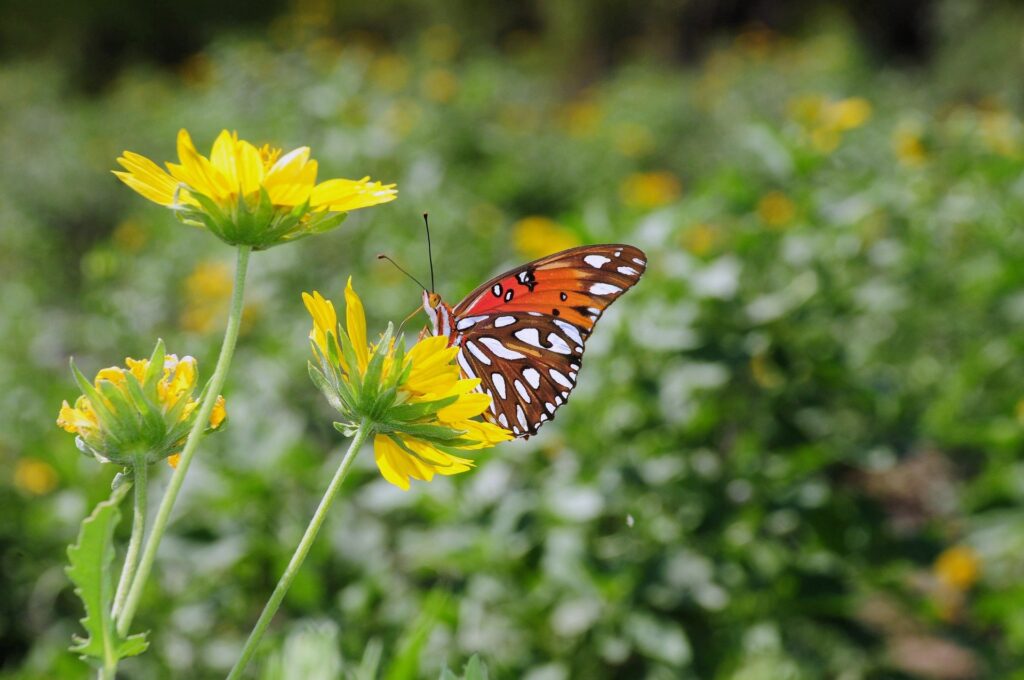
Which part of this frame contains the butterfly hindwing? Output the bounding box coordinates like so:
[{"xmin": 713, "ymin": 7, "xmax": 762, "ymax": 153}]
[
  {"xmin": 455, "ymin": 311, "xmax": 587, "ymax": 436},
  {"xmin": 450, "ymin": 244, "xmax": 646, "ymax": 438}
]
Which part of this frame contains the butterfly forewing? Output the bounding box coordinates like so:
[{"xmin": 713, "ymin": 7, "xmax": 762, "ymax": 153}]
[{"xmin": 449, "ymin": 244, "xmax": 646, "ymax": 437}]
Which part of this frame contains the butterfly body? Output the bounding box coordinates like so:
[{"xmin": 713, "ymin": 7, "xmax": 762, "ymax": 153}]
[{"xmin": 423, "ymin": 244, "xmax": 646, "ymax": 437}]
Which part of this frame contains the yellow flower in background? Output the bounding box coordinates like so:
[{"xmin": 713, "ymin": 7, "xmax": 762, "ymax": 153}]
[
  {"xmin": 978, "ymin": 107, "xmax": 1022, "ymax": 158},
  {"xmin": 512, "ymin": 216, "xmax": 580, "ymax": 259},
  {"xmin": 934, "ymin": 545, "xmax": 980, "ymax": 591},
  {"xmin": 561, "ymin": 98, "xmax": 602, "ymax": 138},
  {"xmin": 788, "ymin": 94, "xmax": 872, "ymax": 154},
  {"xmin": 14, "ymin": 458, "xmax": 59, "ymax": 495},
  {"xmin": 421, "ymin": 68, "xmax": 459, "ymax": 103},
  {"xmin": 681, "ymin": 223, "xmax": 720, "ymax": 257},
  {"xmin": 757, "ymin": 191, "xmax": 796, "ymax": 228},
  {"xmin": 304, "ymin": 280, "xmax": 512, "ymax": 490},
  {"xmin": 57, "ymin": 341, "xmax": 226, "ymax": 467},
  {"xmin": 181, "ymin": 260, "xmax": 233, "ymax": 333},
  {"xmin": 114, "ymin": 129, "xmax": 397, "ymax": 249},
  {"xmin": 369, "ymin": 54, "xmax": 411, "ymax": 91},
  {"xmin": 420, "ymin": 24, "xmax": 460, "ymax": 62},
  {"xmin": 893, "ymin": 123, "xmax": 929, "ymax": 167},
  {"xmin": 613, "ymin": 122, "xmax": 656, "ymax": 158},
  {"xmin": 620, "ymin": 171, "xmax": 682, "ymax": 209}
]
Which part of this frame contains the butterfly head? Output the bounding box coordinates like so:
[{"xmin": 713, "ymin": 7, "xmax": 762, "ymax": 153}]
[{"xmin": 422, "ymin": 290, "xmax": 456, "ymax": 341}]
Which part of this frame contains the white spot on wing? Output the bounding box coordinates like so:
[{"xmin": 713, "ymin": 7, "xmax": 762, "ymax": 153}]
[
  {"xmin": 553, "ymin": 320, "xmax": 583, "ymax": 345},
  {"xmin": 584, "ymin": 254, "xmax": 612, "ymax": 269},
  {"xmin": 465, "ymin": 340, "xmax": 492, "ymax": 366},
  {"xmin": 494, "ymin": 316, "xmax": 516, "ymax": 328},
  {"xmin": 514, "ymin": 328, "xmax": 543, "ymax": 348},
  {"xmin": 587, "ymin": 307, "xmax": 601, "ymax": 316},
  {"xmin": 457, "ymin": 351, "xmax": 476, "ymax": 379},
  {"xmin": 545, "ymin": 402, "xmax": 556, "ymax": 414},
  {"xmin": 479, "ymin": 337, "xmax": 527, "ymax": 360},
  {"xmin": 457, "ymin": 315, "xmax": 488, "ymax": 331},
  {"xmin": 633, "ymin": 257, "xmax": 646, "ymax": 265},
  {"xmin": 546, "ymin": 333, "xmax": 572, "ymax": 355},
  {"xmin": 590, "ymin": 282, "xmax": 622, "ymax": 295},
  {"xmin": 516, "ymin": 404, "xmax": 529, "ymax": 430},
  {"xmin": 523, "ymin": 367, "xmax": 541, "ymax": 388},
  {"xmin": 492, "ymin": 373, "xmax": 507, "ymax": 399},
  {"xmin": 550, "ymin": 369, "xmax": 573, "ymax": 388},
  {"xmin": 498, "ymin": 413, "xmax": 509, "ymax": 427},
  {"xmin": 617, "ymin": 266, "xmax": 639, "ymax": 276},
  {"xmin": 514, "ymin": 379, "xmax": 531, "ymax": 403}
]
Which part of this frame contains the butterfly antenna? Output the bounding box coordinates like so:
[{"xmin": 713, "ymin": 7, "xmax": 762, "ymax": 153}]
[
  {"xmin": 377, "ymin": 254, "xmax": 428, "ymax": 292},
  {"xmin": 423, "ymin": 212, "xmax": 436, "ymax": 292},
  {"xmin": 395, "ymin": 304, "xmax": 424, "ymax": 336}
]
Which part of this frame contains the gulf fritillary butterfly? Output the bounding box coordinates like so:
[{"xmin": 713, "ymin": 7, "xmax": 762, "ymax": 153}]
[{"xmin": 421, "ymin": 244, "xmax": 647, "ymax": 438}]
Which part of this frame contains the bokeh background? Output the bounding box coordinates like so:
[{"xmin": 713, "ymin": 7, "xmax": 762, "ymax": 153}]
[{"xmin": 3, "ymin": 0, "xmax": 1024, "ymax": 677}]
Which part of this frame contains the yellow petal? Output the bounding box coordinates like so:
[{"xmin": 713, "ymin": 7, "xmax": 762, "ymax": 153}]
[
  {"xmin": 171, "ymin": 129, "xmax": 231, "ymax": 201},
  {"xmin": 209, "ymin": 130, "xmax": 239, "ymax": 183},
  {"xmin": 302, "ymin": 290, "xmax": 339, "ymax": 359},
  {"xmin": 235, "ymin": 139, "xmax": 266, "ymax": 196},
  {"xmin": 437, "ymin": 392, "xmax": 492, "ymax": 422},
  {"xmin": 373, "ymin": 434, "xmax": 412, "ymax": 489},
  {"xmin": 310, "ymin": 177, "xmax": 398, "ymax": 212},
  {"xmin": 114, "ymin": 152, "xmax": 181, "ymax": 206},
  {"xmin": 345, "ymin": 278, "xmax": 368, "ymax": 372},
  {"xmin": 455, "ymin": 420, "xmax": 515, "ymax": 448},
  {"xmin": 167, "ymin": 453, "xmax": 181, "ymax": 468},
  {"xmin": 209, "ymin": 395, "xmax": 227, "ymax": 428},
  {"xmin": 404, "ymin": 437, "xmax": 474, "ymax": 475},
  {"xmin": 263, "ymin": 147, "xmax": 316, "ymax": 205}
]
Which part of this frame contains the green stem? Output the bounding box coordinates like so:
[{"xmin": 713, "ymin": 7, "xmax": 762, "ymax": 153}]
[
  {"xmin": 111, "ymin": 454, "xmax": 148, "ymax": 620},
  {"xmin": 226, "ymin": 420, "xmax": 371, "ymax": 680},
  {"xmin": 116, "ymin": 245, "xmax": 252, "ymax": 638}
]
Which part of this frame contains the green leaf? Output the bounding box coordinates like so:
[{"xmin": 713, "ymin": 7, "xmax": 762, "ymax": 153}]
[
  {"xmin": 66, "ymin": 486, "xmax": 149, "ymax": 664},
  {"xmin": 462, "ymin": 655, "xmax": 488, "ymax": 680}
]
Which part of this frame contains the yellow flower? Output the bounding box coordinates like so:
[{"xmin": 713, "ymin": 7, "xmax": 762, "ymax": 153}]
[
  {"xmin": 57, "ymin": 341, "xmax": 227, "ymax": 467},
  {"xmin": 757, "ymin": 191, "xmax": 796, "ymax": 228},
  {"xmin": 788, "ymin": 94, "xmax": 872, "ymax": 154},
  {"xmin": 114, "ymin": 129, "xmax": 397, "ymax": 249},
  {"xmin": 305, "ymin": 281, "xmax": 512, "ymax": 490},
  {"xmin": 421, "ymin": 68, "xmax": 459, "ymax": 103},
  {"xmin": 893, "ymin": 125, "xmax": 928, "ymax": 167},
  {"xmin": 180, "ymin": 260, "xmax": 233, "ymax": 333},
  {"xmin": 512, "ymin": 216, "xmax": 580, "ymax": 259},
  {"xmin": 934, "ymin": 545, "xmax": 980, "ymax": 592},
  {"xmin": 681, "ymin": 223, "xmax": 720, "ymax": 257},
  {"xmin": 620, "ymin": 171, "xmax": 682, "ymax": 209},
  {"xmin": 14, "ymin": 458, "xmax": 59, "ymax": 495}
]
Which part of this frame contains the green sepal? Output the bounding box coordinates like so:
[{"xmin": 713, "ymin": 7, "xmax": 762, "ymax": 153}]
[
  {"xmin": 308, "ymin": 361, "xmax": 344, "ymax": 412},
  {"xmin": 66, "ymin": 485, "xmax": 149, "ymax": 664},
  {"xmin": 141, "ymin": 339, "xmax": 166, "ymax": 401},
  {"xmin": 122, "ymin": 372, "xmax": 166, "ymax": 447},
  {"xmin": 385, "ymin": 394, "xmax": 459, "ymax": 422},
  {"xmin": 381, "ymin": 421, "xmax": 466, "ymax": 442},
  {"xmin": 69, "ymin": 359, "xmax": 122, "ymax": 441},
  {"xmin": 337, "ymin": 328, "xmax": 363, "ymax": 396},
  {"xmin": 360, "ymin": 324, "xmax": 393, "ymax": 411}
]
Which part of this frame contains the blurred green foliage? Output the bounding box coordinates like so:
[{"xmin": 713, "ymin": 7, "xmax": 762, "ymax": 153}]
[{"xmin": 3, "ymin": 1, "xmax": 1024, "ymax": 678}]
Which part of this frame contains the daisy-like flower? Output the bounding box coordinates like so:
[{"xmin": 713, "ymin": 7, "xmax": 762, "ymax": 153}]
[
  {"xmin": 57, "ymin": 340, "xmax": 226, "ymax": 467},
  {"xmin": 304, "ymin": 280, "xmax": 512, "ymax": 489},
  {"xmin": 114, "ymin": 129, "xmax": 397, "ymax": 249}
]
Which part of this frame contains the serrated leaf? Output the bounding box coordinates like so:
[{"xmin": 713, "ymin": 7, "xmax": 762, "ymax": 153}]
[{"xmin": 66, "ymin": 486, "xmax": 149, "ymax": 664}]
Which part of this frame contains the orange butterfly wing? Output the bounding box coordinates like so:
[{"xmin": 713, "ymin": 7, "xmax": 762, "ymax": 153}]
[{"xmin": 449, "ymin": 244, "xmax": 646, "ymax": 437}]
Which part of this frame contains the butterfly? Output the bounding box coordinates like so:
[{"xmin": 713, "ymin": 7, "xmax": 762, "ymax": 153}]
[{"xmin": 421, "ymin": 244, "xmax": 647, "ymax": 438}]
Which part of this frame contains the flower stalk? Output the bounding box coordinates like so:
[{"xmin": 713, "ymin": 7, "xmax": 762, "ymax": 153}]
[
  {"xmin": 226, "ymin": 420, "xmax": 371, "ymax": 680},
  {"xmin": 116, "ymin": 245, "xmax": 251, "ymax": 637},
  {"xmin": 111, "ymin": 453, "xmax": 148, "ymax": 620}
]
